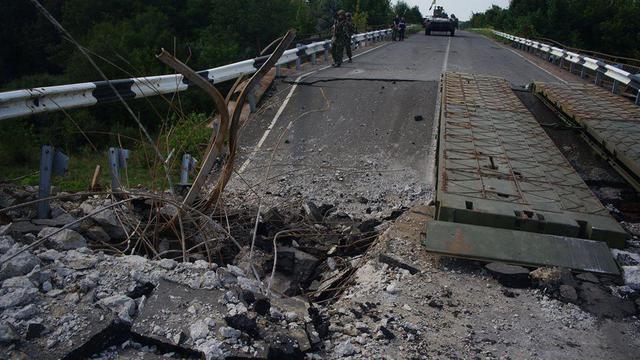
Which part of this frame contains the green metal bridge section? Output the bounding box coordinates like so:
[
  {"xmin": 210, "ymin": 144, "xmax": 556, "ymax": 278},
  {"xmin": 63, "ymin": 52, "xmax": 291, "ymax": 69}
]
[
  {"xmin": 425, "ymin": 72, "xmax": 625, "ymax": 275},
  {"xmin": 535, "ymin": 82, "xmax": 640, "ymax": 191}
]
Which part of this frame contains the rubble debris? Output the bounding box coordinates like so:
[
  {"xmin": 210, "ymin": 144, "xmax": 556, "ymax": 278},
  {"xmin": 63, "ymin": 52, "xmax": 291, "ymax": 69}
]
[
  {"xmin": 38, "ymin": 227, "xmax": 87, "ymax": 251},
  {"xmin": 484, "ymin": 262, "xmax": 531, "ymax": 288},
  {"xmin": 378, "ymin": 254, "xmax": 420, "ymax": 274},
  {"xmin": 98, "ymin": 294, "xmax": 137, "ymax": 324},
  {"xmin": 0, "ymin": 245, "xmax": 40, "ymax": 281},
  {"xmin": 2, "ymin": 180, "xmax": 640, "ymax": 359},
  {"xmin": 575, "ymin": 272, "xmax": 600, "ymax": 284},
  {"xmin": 334, "ymin": 340, "xmax": 358, "ymax": 357},
  {"xmin": 0, "ymin": 321, "xmax": 19, "ymax": 344},
  {"xmin": 530, "ymin": 266, "xmax": 576, "ymax": 292},
  {"xmin": 622, "ymin": 266, "xmax": 640, "ymax": 290},
  {"xmin": 559, "ymin": 285, "xmax": 578, "ymax": 303},
  {"xmin": 612, "ymin": 249, "xmax": 640, "ymax": 266},
  {"xmin": 577, "ymin": 282, "xmax": 636, "ymax": 318}
]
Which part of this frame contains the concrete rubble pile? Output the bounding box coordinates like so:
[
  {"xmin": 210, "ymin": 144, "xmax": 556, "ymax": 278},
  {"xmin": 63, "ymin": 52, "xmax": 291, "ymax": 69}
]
[
  {"xmin": 2, "ymin": 183, "xmax": 640, "ymax": 359},
  {"xmin": 0, "ymin": 183, "xmax": 396, "ymax": 359}
]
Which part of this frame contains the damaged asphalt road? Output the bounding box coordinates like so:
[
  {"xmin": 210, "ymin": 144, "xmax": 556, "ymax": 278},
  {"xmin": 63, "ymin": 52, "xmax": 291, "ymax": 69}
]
[
  {"xmin": 231, "ymin": 31, "xmax": 563, "ymax": 215},
  {"xmin": 3, "ymin": 32, "xmax": 640, "ymax": 359}
]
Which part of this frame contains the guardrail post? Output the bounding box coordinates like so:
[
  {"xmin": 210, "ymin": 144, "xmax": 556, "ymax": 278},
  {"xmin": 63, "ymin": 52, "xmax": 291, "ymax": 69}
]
[
  {"xmin": 275, "ymin": 64, "xmax": 282, "ymax": 78},
  {"xmin": 636, "ymin": 90, "xmax": 640, "ymax": 106},
  {"xmin": 295, "ymin": 43, "xmax": 303, "ymax": 71},
  {"xmin": 569, "ymin": 63, "xmax": 575, "ymax": 74},
  {"xmin": 612, "ymin": 80, "xmax": 620, "ymax": 94},
  {"xmin": 580, "ymin": 65, "xmax": 587, "ymax": 79},
  {"xmin": 311, "ymin": 52, "xmax": 317, "ymax": 65},
  {"xmin": 595, "ymin": 71, "xmax": 604, "ymax": 86},
  {"xmin": 323, "ymin": 42, "xmax": 330, "ymax": 63},
  {"xmin": 611, "ymin": 64, "xmax": 623, "ymax": 94},
  {"xmin": 37, "ymin": 145, "xmax": 69, "ymax": 219},
  {"xmin": 108, "ymin": 147, "xmax": 130, "ymax": 190},
  {"xmin": 559, "ymin": 58, "xmax": 564, "ymax": 69},
  {"xmin": 179, "ymin": 154, "xmax": 197, "ymax": 185}
]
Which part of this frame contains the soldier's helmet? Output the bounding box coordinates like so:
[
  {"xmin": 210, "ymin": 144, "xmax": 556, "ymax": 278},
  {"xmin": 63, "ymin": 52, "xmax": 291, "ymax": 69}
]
[
  {"xmin": 337, "ymin": 10, "xmax": 346, "ymax": 18},
  {"xmin": 346, "ymin": 12, "xmax": 352, "ymax": 18}
]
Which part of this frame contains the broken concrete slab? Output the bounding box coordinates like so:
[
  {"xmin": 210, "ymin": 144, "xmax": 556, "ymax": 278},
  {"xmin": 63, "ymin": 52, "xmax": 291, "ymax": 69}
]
[
  {"xmin": 131, "ymin": 278, "xmax": 313, "ymax": 358},
  {"xmin": 97, "ymin": 294, "xmax": 137, "ymax": 324},
  {"xmin": 15, "ymin": 305, "xmax": 122, "ymax": 360},
  {"xmin": 131, "ymin": 279, "xmax": 227, "ymax": 353},
  {"xmin": 4, "ymin": 221, "xmax": 43, "ymax": 235},
  {"xmin": 38, "ymin": 227, "xmax": 87, "ymax": 251},
  {"xmin": 0, "ymin": 246, "xmax": 40, "ymax": 281}
]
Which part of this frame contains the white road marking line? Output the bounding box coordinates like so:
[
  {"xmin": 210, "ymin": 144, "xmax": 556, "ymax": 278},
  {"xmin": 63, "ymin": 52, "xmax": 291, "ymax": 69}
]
[
  {"xmin": 496, "ymin": 41, "xmax": 568, "ymax": 84},
  {"xmin": 237, "ymin": 72, "xmax": 307, "ymax": 174},
  {"xmin": 442, "ymin": 36, "xmax": 451, "ymax": 72},
  {"xmin": 238, "ymin": 42, "xmax": 391, "ymax": 174}
]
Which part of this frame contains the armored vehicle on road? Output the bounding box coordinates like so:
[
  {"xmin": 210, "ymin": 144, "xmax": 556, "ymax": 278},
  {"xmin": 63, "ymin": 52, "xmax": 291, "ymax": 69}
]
[{"xmin": 424, "ymin": 6, "xmax": 456, "ymax": 36}]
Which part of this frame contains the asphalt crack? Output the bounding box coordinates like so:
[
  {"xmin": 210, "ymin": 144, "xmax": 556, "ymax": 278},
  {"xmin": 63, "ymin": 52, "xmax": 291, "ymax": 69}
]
[{"xmin": 283, "ymin": 77, "xmax": 427, "ymax": 86}]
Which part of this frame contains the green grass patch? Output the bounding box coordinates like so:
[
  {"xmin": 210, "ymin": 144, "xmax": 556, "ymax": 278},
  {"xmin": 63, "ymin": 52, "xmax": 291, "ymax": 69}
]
[
  {"xmin": 0, "ymin": 151, "xmax": 172, "ymax": 192},
  {"xmin": 0, "ymin": 112, "xmax": 213, "ymax": 193}
]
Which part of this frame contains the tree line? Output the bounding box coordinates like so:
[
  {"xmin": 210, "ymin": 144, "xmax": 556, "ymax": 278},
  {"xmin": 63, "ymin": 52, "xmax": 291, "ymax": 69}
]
[
  {"xmin": 0, "ymin": 0, "xmax": 421, "ymax": 166},
  {"xmin": 465, "ymin": 0, "xmax": 640, "ymax": 59},
  {"xmin": 1, "ymin": 0, "xmax": 422, "ymax": 88}
]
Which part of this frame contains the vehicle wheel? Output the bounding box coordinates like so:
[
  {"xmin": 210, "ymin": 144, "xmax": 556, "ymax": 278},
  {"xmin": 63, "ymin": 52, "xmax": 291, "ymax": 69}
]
[{"xmin": 450, "ymin": 29, "xmax": 455, "ymax": 36}]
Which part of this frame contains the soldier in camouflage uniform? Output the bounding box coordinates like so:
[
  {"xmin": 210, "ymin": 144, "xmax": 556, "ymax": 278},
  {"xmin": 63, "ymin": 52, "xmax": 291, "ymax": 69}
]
[
  {"xmin": 345, "ymin": 12, "xmax": 356, "ymax": 63},
  {"xmin": 331, "ymin": 10, "xmax": 349, "ymax": 67}
]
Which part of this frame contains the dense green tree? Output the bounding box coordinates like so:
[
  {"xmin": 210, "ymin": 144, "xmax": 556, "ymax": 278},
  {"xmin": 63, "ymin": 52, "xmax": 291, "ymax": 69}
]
[
  {"xmin": 392, "ymin": 2, "xmax": 422, "ymax": 23},
  {"xmin": 466, "ymin": 0, "xmax": 640, "ymax": 59},
  {"xmin": 0, "ymin": 0, "xmax": 396, "ymax": 164}
]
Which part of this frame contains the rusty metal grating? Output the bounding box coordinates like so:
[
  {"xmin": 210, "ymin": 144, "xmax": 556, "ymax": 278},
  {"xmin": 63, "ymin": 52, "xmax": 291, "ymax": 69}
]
[
  {"xmin": 535, "ymin": 82, "xmax": 640, "ymax": 122},
  {"xmin": 535, "ymin": 82, "xmax": 640, "ymax": 188},
  {"xmin": 435, "ymin": 72, "xmax": 626, "ymax": 248}
]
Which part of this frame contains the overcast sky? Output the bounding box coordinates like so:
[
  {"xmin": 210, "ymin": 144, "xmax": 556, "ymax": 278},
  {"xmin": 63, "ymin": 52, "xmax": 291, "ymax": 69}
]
[{"xmin": 401, "ymin": 0, "xmax": 511, "ymax": 21}]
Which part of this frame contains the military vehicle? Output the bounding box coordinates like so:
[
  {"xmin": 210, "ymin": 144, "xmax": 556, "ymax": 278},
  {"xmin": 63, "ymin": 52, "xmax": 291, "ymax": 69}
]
[{"xmin": 424, "ymin": 6, "xmax": 456, "ymax": 36}]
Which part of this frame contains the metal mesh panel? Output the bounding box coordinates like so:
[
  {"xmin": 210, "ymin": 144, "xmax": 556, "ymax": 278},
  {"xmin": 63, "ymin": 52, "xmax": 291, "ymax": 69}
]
[{"xmin": 441, "ymin": 73, "xmax": 607, "ymax": 216}]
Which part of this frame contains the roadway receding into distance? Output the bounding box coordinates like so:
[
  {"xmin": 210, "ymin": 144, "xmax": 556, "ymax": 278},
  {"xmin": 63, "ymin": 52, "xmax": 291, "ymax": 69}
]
[{"xmin": 231, "ymin": 31, "xmax": 562, "ymax": 212}]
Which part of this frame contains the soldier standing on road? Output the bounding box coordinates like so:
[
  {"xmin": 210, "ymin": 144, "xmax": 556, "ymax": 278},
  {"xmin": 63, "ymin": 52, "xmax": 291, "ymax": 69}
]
[
  {"xmin": 331, "ymin": 10, "xmax": 349, "ymax": 67},
  {"xmin": 392, "ymin": 15, "xmax": 400, "ymax": 41},
  {"xmin": 345, "ymin": 12, "xmax": 356, "ymax": 63},
  {"xmin": 399, "ymin": 17, "xmax": 407, "ymax": 41}
]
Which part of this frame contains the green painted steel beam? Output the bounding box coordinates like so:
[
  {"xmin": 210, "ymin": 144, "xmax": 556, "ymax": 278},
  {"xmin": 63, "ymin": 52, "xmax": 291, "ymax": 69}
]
[{"xmin": 424, "ymin": 221, "xmax": 620, "ymax": 275}]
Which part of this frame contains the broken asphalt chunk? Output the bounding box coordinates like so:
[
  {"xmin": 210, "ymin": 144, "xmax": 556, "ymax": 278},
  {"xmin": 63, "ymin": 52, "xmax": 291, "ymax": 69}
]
[
  {"xmin": 378, "ymin": 254, "xmax": 420, "ymax": 274},
  {"xmin": 485, "ymin": 262, "xmax": 531, "ymax": 288}
]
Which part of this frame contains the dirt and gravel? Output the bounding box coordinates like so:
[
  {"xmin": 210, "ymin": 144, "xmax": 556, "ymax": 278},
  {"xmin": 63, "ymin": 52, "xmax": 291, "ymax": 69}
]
[{"xmin": 1, "ymin": 183, "xmax": 640, "ymax": 359}]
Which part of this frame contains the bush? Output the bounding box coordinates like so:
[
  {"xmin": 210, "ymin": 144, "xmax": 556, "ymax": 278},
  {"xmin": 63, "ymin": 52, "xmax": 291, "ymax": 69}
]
[
  {"xmin": 0, "ymin": 119, "xmax": 40, "ymax": 165},
  {"xmin": 166, "ymin": 112, "xmax": 213, "ymax": 160}
]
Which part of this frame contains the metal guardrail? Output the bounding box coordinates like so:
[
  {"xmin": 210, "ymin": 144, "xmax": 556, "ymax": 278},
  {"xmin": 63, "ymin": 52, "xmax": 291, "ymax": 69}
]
[
  {"xmin": 0, "ymin": 29, "xmax": 392, "ymax": 121},
  {"xmin": 493, "ymin": 30, "xmax": 640, "ymax": 105}
]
